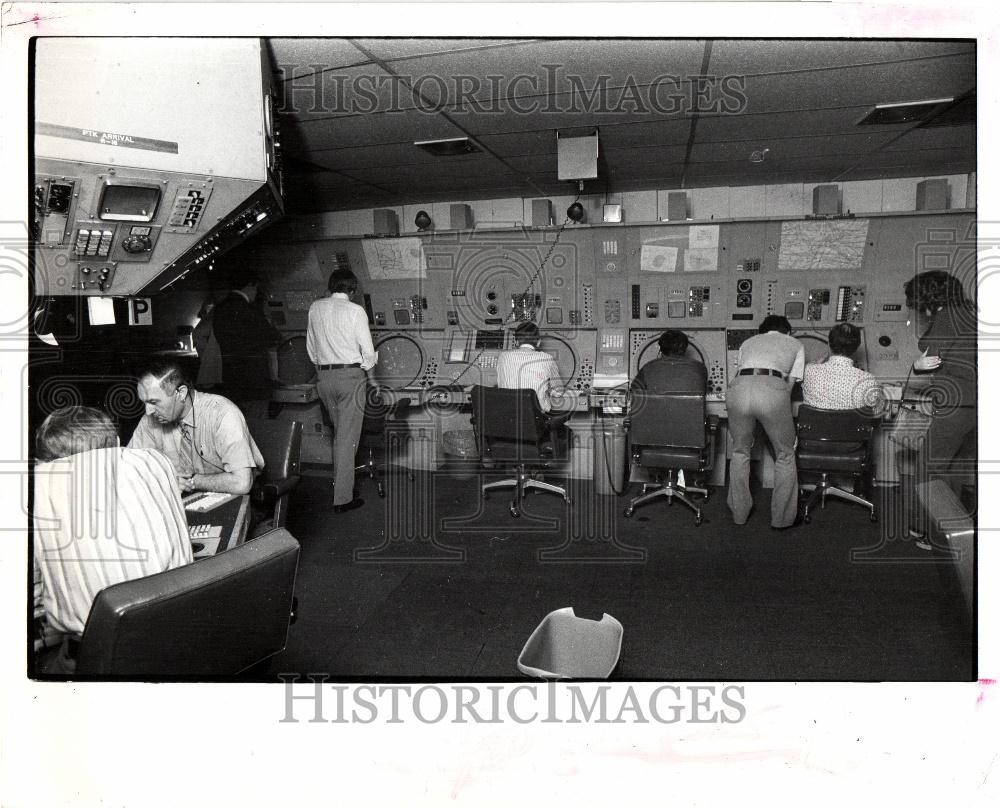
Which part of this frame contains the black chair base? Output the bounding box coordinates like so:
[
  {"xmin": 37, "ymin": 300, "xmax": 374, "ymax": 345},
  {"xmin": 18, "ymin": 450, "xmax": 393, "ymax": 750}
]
[
  {"xmin": 355, "ymin": 448, "xmax": 415, "ymax": 498},
  {"xmin": 624, "ymin": 471, "xmax": 707, "ymax": 525},
  {"xmin": 481, "ymin": 464, "xmax": 570, "ymax": 518},
  {"xmin": 799, "ymin": 473, "xmax": 876, "ymax": 523}
]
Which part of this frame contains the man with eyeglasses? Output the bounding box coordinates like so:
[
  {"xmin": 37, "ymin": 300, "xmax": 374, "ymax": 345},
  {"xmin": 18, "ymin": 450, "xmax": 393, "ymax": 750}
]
[{"xmin": 129, "ymin": 357, "xmax": 264, "ymax": 494}]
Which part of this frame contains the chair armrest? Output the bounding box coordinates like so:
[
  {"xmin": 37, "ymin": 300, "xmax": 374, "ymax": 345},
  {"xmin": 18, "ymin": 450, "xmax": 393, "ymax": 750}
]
[
  {"xmin": 254, "ymin": 475, "xmax": 301, "ymax": 500},
  {"xmin": 387, "ymin": 397, "xmax": 412, "ymax": 418}
]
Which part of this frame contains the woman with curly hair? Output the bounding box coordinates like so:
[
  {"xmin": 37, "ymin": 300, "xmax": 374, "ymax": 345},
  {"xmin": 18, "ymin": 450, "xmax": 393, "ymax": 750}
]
[{"xmin": 900, "ymin": 270, "xmax": 977, "ymax": 548}]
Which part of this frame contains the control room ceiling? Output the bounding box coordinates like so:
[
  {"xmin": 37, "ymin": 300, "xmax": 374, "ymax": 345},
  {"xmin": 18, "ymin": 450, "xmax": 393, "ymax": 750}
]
[{"xmin": 266, "ymin": 38, "xmax": 976, "ymax": 214}]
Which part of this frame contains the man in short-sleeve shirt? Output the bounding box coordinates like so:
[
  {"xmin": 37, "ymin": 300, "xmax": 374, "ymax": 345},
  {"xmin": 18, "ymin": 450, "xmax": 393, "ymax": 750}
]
[
  {"xmin": 725, "ymin": 315, "xmax": 806, "ymax": 529},
  {"xmin": 802, "ymin": 323, "xmax": 884, "ymax": 412},
  {"xmin": 129, "ymin": 358, "xmax": 264, "ymax": 495}
]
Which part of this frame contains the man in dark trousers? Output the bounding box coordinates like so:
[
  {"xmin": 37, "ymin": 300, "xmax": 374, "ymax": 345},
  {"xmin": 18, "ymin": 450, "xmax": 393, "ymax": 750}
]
[{"xmin": 211, "ymin": 269, "xmax": 283, "ymax": 417}]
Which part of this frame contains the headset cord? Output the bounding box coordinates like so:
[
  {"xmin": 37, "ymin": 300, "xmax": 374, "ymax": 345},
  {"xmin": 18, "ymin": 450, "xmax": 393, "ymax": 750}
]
[{"xmin": 448, "ymin": 191, "xmax": 582, "ymax": 389}]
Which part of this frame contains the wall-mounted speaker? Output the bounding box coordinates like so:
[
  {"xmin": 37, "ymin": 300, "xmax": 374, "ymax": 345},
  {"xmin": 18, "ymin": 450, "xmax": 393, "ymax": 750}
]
[{"xmin": 373, "ymin": 209, "xmax": 399, "ymax": 236}]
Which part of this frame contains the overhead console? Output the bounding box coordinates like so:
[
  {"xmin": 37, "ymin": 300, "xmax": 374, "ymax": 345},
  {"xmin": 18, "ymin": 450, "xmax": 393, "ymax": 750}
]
[{"xmin": 33, "ymin": 38, "xmax": 282, "ymax": 296}]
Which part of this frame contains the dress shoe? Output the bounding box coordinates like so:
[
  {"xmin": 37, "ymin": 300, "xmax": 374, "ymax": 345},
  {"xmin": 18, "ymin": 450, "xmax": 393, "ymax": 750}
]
[
  {"xmin": 771, "ymin": 515, "xmax": 803, "ymax": 531},
  {"xmin": 333, "ymin": 497, "xmax": 364, "ymax": 513}
]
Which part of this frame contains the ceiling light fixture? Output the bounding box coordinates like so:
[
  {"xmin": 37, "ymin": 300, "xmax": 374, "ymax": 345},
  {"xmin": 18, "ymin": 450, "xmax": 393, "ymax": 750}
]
[
  {"xmin": 414, "ymin": 137, "xmax": 481, "ymax": 157},
  {"xmin": 856, "ymin": 98, "xmax": 953, "ymax": 126}
]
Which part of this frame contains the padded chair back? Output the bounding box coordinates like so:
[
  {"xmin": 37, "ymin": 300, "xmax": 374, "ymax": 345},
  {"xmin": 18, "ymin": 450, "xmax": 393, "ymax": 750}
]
[
  {"xmin": 75, "ymin": 529, "xmax": 300, "ymax": 677},
  {"xmin": 470, "ymin": 385, "xmax": 549, "ymax": 457},
  {"xmin": 796, "ymin": 406, "xmax": 876, "ymax": 448},
  {"xmin": 629, "ymin": 390, "xmax": 706, "ymax": 450},
  {"xmin": 247, "ymin": 419, "xmax": 302, "ymax": 483}
]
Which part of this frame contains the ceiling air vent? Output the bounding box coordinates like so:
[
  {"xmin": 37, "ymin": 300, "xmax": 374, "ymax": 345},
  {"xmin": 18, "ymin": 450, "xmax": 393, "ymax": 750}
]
[
  {"xmin": 414, "ymin": 137, "xmax": 481, "ymax": 157},
  {"xmin": 856, "ymin": 98, "xmax": 953, "ymax": 126}
]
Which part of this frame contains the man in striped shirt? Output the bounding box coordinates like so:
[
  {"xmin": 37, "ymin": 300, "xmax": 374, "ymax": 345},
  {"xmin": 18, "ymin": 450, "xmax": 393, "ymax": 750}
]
[
  {"xmin": 496, "ymin": 322, "xmax": 564, "ymax": 413},
  {"xmin": 32, "ymin": 406, "xmax": 192, "ymax": 672}
]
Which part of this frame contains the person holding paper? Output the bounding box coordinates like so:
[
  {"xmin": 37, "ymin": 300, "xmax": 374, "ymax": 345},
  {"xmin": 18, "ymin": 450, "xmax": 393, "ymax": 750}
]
[{"xmin": 306, "ymin": 269, "xmax": 378, "ymax": 513}]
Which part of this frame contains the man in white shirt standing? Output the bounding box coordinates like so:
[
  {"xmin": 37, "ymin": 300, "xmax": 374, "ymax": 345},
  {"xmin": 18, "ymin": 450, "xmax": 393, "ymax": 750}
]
[
  {"xmin": 306, "ymin": 269, "xmax": 378, "ymax": 512},
  {"xmin": 496, "ymin": 322, "xmax": 562, "ymax": 413}
]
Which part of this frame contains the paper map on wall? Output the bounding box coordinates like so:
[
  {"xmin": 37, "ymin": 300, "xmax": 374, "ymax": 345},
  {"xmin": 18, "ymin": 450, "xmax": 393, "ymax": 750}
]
[
  {"xmin": 362, "ymin": 237, "xmax": 427, "ymax": 280},
  {"xmin": 778, "ymin": 219, "xmax": 870, "ymax": 271},
  {"xmin": 640, "ymin": 244, "xmax": 678, "ymax": 273},
  {"xmin": 685, "ymin": 247, "xmax": 719, "ymax": 273},
  {"xmin": 689, "ymin": 225, "xmax": 720, "ymax": 250}
]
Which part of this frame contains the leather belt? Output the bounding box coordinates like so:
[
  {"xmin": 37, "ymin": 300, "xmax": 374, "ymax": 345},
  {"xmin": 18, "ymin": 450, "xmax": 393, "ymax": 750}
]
[
  {"xmin": 317, "ymin": 363, "xmax": 361, "ymax": 370},
  {"xmin": 738, "ymin": 367, "xmax": 788, "ymax": 381}
]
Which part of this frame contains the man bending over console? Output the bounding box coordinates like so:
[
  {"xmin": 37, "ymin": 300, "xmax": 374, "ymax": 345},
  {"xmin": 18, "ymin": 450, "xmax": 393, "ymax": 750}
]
[
  {"xmin": 33, "ymin": 406, "xmax": 192, "ymax": 672},
  {"xmin": 129, "ymin": 357, "xmax": 264, "ymax": 495},
  {"xmin": 802, "ymin": 323, "xmax": 885, "ymax": 413}
]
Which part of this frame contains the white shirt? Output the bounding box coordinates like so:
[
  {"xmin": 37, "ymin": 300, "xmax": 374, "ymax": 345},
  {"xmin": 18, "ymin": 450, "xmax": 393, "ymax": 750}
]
[
  {"xmin": 306, "ymin": 293, "xmax": 378, "ymax": 370},
  {"xmin": 33, "ymin": 447, "xmax": 193, "ymax": 636},
  {"xmin": 496, "ymin": 344, "xmax": 561, "ymax": 412}
]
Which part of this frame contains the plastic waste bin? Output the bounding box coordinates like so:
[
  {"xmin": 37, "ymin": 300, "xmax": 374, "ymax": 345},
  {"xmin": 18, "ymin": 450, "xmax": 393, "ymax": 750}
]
[
  {"xmin": 593, "ymin": 418, "xmax": 627, "ymax": 495},
  {"xmin": 441, "ymin": 429, "xmax": 479, "ymax": 480},
  {"xmin": 517, "ymin": 607, "xmax": 624, "ymax": 680}
]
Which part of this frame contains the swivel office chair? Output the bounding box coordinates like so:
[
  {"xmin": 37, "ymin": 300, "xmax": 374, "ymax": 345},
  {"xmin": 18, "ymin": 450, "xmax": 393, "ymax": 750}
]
[
  {"xmin": 795, "ymin": 405, "xmax": 878, "ymax": 523},
  {"xmin": 355, "ymin": 389, "xmax": 412, "ymax": 498},
  {"xmin": 246, "ymin": 418, "xmax": 302, "ymax": 533},
  {"xmin": 623, "ymin": 387, "xmax": 718, "ymax": 525},
  {"xmin": 469, "ymin": 385, "xmax": 571, "ymax": 518}
]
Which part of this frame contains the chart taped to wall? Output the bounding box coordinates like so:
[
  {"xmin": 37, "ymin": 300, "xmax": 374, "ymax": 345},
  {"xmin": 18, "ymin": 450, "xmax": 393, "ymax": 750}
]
[{"xmin": 362, "ymin": 237, "xmax": 427, "ymax": 280}]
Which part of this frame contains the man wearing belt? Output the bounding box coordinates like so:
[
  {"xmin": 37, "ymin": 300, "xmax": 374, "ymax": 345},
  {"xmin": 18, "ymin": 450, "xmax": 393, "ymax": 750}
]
[
  {"xmin": 306, "ymin": 269, "xmax": 378, "ymax": 513},
  {"xmin": 726, "ymin": 315, "xmax": 805, "ymax": 529}
]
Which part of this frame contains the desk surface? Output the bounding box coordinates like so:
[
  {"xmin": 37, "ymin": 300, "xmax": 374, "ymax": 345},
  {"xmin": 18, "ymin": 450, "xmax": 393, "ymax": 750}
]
[{"xmin": 185, "ymin": 494, "xmax": 251, "ymax": 557}]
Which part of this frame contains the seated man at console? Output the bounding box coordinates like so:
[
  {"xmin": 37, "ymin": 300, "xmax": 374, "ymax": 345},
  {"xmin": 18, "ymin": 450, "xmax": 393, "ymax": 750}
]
[
  {"xmin": 129, "ymin": 357, "xmax": 264, "ymax": 495},
  {"xmin": 630, "ymin": 329, "xmax": 707, "ymax": 396},
  {"xmin": 802, "ymin": 323, "xmax": 884, "ymax": 413},
  {"xmin": 496, "ymin": 321, "xmax": 566, "ymax": 413},
  {"xmin": 33, "ymin": 406, "xmax": 192, "ymax": 672}
]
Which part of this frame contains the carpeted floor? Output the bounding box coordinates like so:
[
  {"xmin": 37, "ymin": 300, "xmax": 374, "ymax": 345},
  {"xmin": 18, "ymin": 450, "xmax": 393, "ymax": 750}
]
[{"xmin": 264, "ymin": 468, "xmax": 975, "ymax": 681}]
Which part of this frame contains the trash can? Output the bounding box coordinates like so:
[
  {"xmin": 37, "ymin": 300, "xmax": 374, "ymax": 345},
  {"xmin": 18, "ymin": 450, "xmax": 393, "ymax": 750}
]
[
  {"xmin": 593, "ymin": 417, "xmax": 627, "ymax": 495},
  {"xmin": 441, "ymin": 429, "xmax": 479, "ymax": 480},
  {"xmin": 517, "ymin": 607, "xmax": 624, "ymax": 680}
]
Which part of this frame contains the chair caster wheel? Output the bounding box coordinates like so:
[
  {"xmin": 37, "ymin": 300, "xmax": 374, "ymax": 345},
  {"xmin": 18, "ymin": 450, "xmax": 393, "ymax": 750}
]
[
  {"xmin": 803, "ymin": 514, "xmax": 811, "ymax": 524},
  {"xmin": 378, "ymin": 489, "xmax": 386, "ymax": 499},
  {"xmin": 483, "ymin": 492, "xmax": 490, "ymax": 501},
  {"xmin": 624, "ymin": 508, "xmax": 634, "ymax": 518},
  {"xmin": 509, "ymin": 503, "xmax": 520, "ymax": 518},
  {"xmin": 694, "ymin": 514, "xmax": 703, "ymax": 526},
  {"xmin": 869, "ymin": 512, "xmax": 878, "ymax": 523}
]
